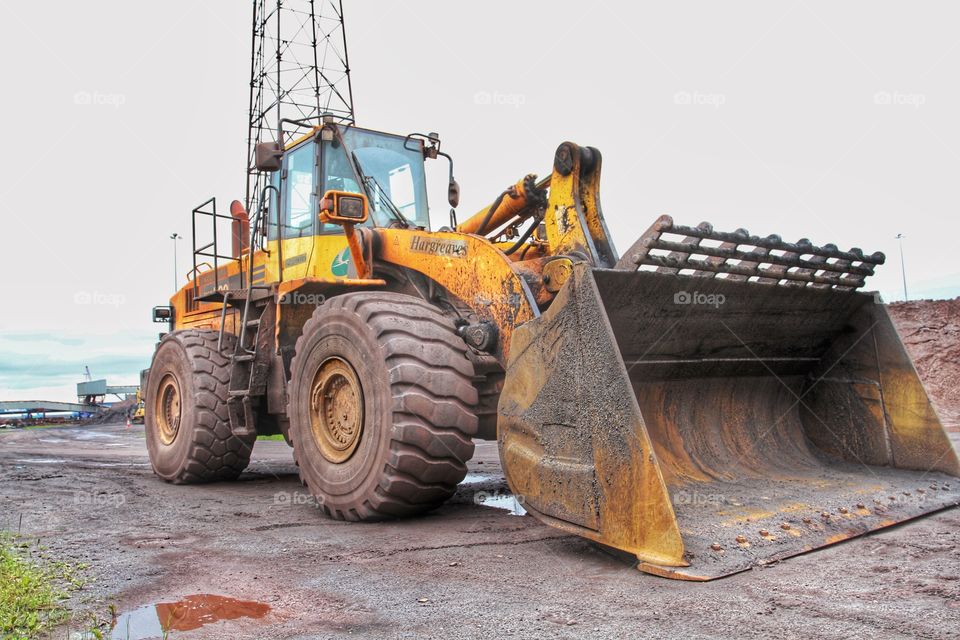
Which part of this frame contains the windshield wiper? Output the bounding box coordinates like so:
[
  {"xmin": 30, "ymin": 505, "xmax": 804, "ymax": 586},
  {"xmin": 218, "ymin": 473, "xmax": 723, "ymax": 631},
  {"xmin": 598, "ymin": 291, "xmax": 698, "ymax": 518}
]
[{"xmin": 350, "ymin": 151, "xmax": 411, "ymax": 228}]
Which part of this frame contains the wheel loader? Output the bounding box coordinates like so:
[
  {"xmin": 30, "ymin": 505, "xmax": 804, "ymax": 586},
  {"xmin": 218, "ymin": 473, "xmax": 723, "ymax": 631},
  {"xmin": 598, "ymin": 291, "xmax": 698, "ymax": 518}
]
[
  {"xmin": 131, "ymin": 387, "xmax": 145, "ymax": 424},
  {"xmin": 146, "ymin": 119, "xmax": 960, "ymax": 580}
]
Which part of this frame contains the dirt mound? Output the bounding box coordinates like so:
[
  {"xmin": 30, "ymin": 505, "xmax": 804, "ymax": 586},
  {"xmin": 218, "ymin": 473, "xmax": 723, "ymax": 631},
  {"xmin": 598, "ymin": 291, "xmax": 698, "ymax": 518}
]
[
  {"xmin": 83, "ymin": 398, "xmax": 136, "ymax": 425},
  {"xmin": 887, "ymin": 298, "xmax": 960, "ymax": 429}
]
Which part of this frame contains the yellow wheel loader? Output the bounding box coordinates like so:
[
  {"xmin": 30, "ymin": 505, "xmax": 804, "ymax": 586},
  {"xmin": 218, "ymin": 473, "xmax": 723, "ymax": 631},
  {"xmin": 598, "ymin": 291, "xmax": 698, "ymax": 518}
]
[
  {"xmin": 131, "ymin": 387, "xmax": 145, "ymax": 424},
  {"xmin": 146, "ymin": 120, "xmax": 959, "ymax": 580}
]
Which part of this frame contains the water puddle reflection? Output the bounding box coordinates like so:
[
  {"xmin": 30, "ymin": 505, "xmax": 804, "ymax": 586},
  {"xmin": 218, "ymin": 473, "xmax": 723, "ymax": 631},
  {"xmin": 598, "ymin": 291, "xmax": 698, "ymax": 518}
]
[
  {"xmin": 111, "ymin": 594, "xmax": 270, "ymax": 639},
  {"xmin": 475, "ymin": 491, "xmax": 527, "ymax": 516}
]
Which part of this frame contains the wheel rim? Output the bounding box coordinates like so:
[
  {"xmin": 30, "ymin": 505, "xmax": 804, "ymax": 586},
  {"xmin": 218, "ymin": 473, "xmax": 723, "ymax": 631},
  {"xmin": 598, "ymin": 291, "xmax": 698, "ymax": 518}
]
[
  {"xmin": 155, "ymin": 373, "xmax": 182, "ymax": 446},
  {"xmin": 310, "ymin": 357, "xmax": 364, "ymax": 463}
]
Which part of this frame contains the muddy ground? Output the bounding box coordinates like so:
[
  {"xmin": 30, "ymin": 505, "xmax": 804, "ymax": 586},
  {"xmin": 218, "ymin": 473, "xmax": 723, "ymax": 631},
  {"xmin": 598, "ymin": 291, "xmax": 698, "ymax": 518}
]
[{"xmin": 1, "ymin": 422, "xmax": 959, "ymax": 640}]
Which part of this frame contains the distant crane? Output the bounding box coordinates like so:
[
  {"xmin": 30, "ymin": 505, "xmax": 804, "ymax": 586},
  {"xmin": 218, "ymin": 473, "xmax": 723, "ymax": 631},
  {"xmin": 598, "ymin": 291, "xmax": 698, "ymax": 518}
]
[{"xmin": 83, "ymin": 366, "xmax": 92, "ymax": 381}]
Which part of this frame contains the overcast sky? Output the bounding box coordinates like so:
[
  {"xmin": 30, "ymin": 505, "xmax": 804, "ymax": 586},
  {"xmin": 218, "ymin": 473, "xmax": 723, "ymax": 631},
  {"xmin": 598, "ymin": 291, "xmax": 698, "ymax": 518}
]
[{"xmin": 0, "ymin": 0, "xmax": 957, "ymax": 402}]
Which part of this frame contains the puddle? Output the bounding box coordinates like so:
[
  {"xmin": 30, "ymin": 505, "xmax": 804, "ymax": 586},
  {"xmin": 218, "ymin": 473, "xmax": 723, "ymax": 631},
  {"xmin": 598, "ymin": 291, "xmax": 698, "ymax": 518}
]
[
  {"xmin": 112, "ymin": 594, "xmax": 270, "ymax": 639},
  {"xmin": 76, "ymin": 431, "xmax": 120, "ymax": 440},
  {"xmin": 89, "ymin": 461, "xmax": 150, "ymax": 467},
  {"xmin": 461, "ymin": 474, "xmax": 525, "ymax": 515},
  {"xmin": 477, "ymin": 492, "xmax": 527, "ymax": 516},
  {"xmin": 14, "ymin": 458, "xmax": 67, "ymax": 465},
  {"xmin": 37, "ymin": 437, "xmax": 67, "ymax": 444}
]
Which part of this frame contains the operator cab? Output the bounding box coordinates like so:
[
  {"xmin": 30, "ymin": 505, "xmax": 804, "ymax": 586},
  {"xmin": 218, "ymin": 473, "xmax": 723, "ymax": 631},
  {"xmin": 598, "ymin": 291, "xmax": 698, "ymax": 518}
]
[{"xmin": 264, "ymin": 124, "xmax": 436, "ymax": 240}]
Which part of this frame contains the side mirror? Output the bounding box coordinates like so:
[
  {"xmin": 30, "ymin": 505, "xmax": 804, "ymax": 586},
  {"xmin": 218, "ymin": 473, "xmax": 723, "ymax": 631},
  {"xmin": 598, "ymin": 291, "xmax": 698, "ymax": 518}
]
[
  {"xmin": 255, "ymin": 141, "xmax": 283, "ymax": 172},
  {"xmin": 448, "ymin": 178, "xmax": 460, "ymax": 209},
  {"xmin": 320, "ymin": 190, "xmax": 369, "ymax": 225}
]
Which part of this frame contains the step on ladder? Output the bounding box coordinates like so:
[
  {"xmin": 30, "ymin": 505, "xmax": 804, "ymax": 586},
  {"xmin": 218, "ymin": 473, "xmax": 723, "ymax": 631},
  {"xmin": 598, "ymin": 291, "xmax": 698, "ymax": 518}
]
[{"xmin": 220, "ymin": 286, "xmax": 275, "ymax": 438}]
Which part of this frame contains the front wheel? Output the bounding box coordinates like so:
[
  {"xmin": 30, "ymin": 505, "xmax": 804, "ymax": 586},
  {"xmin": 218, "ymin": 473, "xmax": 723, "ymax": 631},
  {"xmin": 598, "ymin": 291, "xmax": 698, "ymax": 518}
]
[
  {"xmin": 145, "ymin": 330, "xmax": 255, "ymax": 483},
  {"xmin": 288, "ymin": 293, "xmax": 479, "ymax": 520}
]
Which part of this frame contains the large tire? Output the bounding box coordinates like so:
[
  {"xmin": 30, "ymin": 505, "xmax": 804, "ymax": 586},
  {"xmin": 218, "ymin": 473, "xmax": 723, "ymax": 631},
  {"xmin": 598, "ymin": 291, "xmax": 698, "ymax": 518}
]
[
  {"xmin": 145, "ymin": 330, "xmax": 255, "ymax": 483},
  {"xmin": 288, "ymin": 292, "xmax": 478, "ymax": 520}
]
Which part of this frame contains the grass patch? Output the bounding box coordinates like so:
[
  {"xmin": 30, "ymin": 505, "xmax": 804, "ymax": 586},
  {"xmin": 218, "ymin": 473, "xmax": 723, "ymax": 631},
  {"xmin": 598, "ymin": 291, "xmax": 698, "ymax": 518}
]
[
  {"xmin": 0, "ymin": 533, "xmax": 96, "ymax": 639},
  {"xmin": 257, "ymin": 434, "xmax": 286, "ymax": 441},
  {"xmin": 21, "ymin": 423, "xmax": 79, "ymax": 431},
  {"xmin": 0, "ymin": 424, "xmax": 74, "ymax": 436}
]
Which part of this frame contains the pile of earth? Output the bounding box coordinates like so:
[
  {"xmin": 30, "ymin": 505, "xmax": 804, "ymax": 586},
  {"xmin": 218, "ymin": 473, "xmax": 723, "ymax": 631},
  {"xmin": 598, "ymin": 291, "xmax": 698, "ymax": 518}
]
[
  {"xmin": 82, "ymin": 397, "xmax": 137, "ymax": 425},
  {"xmin": 888, "ymin": 297, "xmax": 960, "ymax": 429}
]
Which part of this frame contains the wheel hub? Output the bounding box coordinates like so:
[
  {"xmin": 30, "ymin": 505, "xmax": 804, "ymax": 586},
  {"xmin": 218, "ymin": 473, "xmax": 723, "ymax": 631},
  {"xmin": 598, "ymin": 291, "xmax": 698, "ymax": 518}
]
[
  {"xmin": 310, "ymin": 357, "xmax": 363, "ymax": 463},
  {"xmin": 155, "ymin": 373, "xmax": 182, "ymax": 445}
]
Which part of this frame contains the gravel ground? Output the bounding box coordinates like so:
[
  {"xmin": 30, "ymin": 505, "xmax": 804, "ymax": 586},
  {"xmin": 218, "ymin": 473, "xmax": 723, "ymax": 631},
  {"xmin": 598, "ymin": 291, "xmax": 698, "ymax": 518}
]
[{"xmin": 1, "ymin": 422, "xmax": 959, "ymax": 640}]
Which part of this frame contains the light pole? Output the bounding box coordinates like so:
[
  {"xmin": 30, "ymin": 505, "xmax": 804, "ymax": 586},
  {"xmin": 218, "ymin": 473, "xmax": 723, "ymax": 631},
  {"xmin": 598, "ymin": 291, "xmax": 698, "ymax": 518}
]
[
  {"xmin": 895, "ymin": 233, "xmax": 908, "ymax": 301},
  {"xmin": 170, "ymin": 233, "xmax": 182, "ymax": 291}
]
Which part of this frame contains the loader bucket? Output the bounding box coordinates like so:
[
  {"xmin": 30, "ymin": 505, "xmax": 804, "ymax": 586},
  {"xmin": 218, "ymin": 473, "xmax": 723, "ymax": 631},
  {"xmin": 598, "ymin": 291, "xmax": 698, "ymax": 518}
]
[{"xmin": 498, "ymin": 263, "xmax": 960, "ymax": 580}]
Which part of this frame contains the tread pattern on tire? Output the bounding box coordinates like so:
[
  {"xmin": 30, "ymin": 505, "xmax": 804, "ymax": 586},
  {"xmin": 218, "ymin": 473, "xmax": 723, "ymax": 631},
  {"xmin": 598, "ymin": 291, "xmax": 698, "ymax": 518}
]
[
  {"xmin": 160, "ymin": 330, "xmax": 255, "ymax": 483},
  {"xmin": 289, "ymin": 293, "xmax": 479, "ymax": 520},
  {"xmin": 469, "ymin": 352, "xmax": 505, "ymax": 441}
]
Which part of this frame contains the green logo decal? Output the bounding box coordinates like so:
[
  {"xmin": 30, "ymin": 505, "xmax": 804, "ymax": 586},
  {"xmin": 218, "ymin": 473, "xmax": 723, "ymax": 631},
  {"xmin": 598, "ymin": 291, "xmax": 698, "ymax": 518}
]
[{"xmin": 331, "ymin": 247, "xmax": 351, "ymax": 277}]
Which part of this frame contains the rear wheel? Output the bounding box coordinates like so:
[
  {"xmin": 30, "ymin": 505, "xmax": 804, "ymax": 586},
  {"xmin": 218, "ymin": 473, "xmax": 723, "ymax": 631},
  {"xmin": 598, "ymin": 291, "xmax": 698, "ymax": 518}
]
[
  {"xmin": 145, "ymin": 330, "xmax": 255, "ymax": 483},
  {"xmin": 288, "ymin": 292, "xmax": 478, "ymax": 520}
]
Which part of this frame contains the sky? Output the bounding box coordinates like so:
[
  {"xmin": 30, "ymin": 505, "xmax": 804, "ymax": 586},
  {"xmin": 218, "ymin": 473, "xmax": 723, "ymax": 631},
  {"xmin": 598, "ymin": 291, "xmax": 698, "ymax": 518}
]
[{"xmin": 0, "ymin": 0, "xmax": 958, "ymax": 402}]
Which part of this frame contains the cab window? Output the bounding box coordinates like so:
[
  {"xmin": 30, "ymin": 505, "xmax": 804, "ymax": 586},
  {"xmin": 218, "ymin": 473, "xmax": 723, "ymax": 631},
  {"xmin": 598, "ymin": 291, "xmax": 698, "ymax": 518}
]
[{"xmin": 269, "ymin": 140, "xmax": 316, "ymax": 240}]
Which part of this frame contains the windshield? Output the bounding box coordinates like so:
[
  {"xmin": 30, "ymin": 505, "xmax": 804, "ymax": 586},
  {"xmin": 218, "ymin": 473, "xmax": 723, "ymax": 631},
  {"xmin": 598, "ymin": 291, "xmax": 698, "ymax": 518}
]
[{"xmin": 322, "ymin": 127, "xmax": 429, "ymax": 229}]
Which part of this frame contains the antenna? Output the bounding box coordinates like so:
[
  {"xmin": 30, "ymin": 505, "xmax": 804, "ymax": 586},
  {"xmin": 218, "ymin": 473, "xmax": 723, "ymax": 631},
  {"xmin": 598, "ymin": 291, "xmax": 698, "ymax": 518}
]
[{"xmin": 246, "ymin": 0, "xmax": 356, "ymax": 216}]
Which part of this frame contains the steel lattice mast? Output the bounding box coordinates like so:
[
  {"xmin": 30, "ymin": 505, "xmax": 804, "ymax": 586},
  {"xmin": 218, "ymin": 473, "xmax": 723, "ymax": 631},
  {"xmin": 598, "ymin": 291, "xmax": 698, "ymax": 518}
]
[{"xmin": 246, "ymin": 0, "xmax": 355, "ymax": 215}]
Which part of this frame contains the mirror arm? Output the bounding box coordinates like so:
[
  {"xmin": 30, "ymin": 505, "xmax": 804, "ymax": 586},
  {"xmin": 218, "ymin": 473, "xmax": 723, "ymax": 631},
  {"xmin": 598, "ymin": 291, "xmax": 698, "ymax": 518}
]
[
  {"xmin": 343, "ymin": 223, "xmax": 370, "ymax": 279},
  {"xmin": 318, "ymin": 213, "xmax": 370, "ymax": 279},
  {"xmin": 404, "ymin": 133, "xmax": 460, "ymax": 209},
  {"xmin": 437, "ymin": 150, "xmax": 455, "ymax": 187},
  {"xmin": 436, "ymin": 150, "xmax": 460, "ymax": 210}
]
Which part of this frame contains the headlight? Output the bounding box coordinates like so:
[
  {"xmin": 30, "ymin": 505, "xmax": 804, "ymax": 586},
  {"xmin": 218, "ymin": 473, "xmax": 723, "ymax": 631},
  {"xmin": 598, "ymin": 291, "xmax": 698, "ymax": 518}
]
[{"xmin": 339, "ymin": 195, "xmax": 365, "ymax": 219}]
